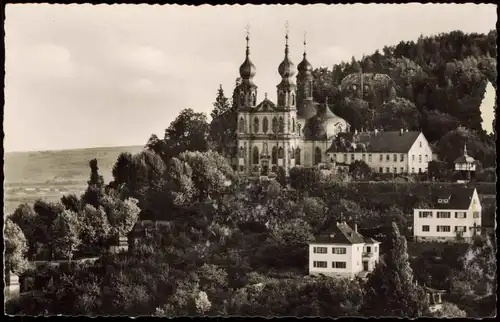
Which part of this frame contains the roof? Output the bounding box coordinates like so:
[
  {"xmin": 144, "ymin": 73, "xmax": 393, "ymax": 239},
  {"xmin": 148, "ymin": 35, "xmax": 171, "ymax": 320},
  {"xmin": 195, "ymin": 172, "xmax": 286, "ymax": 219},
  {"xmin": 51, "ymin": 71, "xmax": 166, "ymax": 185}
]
[
  {"xmin": 297, "ymin": 100, "xmax": 318, "ymax": 120},
  {"xmin": 312, "ymin": 222, "xmax": 377, "ymax": 245},
  {"xmin": 303, "ymin": 103, "xmax": 350, "ymax": 140},
  {"xmin": 326, "ymin": 130, "xmax": 421, "ymax": 153},
  {"xmin": 425, "ymin": 187, "xmax": 476, "ymax": 210},
  {"xmin": 254, "ymin": 98, "xmax": 277, "ymax": 111},
  {"xmin": 454, "ymin": 154, "xmax": 475, "ymax": 164}
]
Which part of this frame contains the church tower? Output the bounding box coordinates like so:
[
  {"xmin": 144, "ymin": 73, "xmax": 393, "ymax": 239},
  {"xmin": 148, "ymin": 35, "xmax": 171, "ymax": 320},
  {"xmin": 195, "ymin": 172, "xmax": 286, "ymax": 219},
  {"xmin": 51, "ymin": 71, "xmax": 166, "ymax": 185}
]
[
  {"xmin": 297, "ymin": 32, "xmax": 314, "ymax": 107},
  {"xmin": 276, "ymin": 22, "xmax": 297, "ymax": 111}
]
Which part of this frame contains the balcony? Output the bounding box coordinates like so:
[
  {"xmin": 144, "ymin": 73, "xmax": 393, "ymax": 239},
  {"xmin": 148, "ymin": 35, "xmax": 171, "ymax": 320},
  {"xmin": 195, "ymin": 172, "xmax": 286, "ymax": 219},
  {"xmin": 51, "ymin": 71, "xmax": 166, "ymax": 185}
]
[{"xmin": 362, "ymin": 252, "xmax": 374, "ymax": 258}]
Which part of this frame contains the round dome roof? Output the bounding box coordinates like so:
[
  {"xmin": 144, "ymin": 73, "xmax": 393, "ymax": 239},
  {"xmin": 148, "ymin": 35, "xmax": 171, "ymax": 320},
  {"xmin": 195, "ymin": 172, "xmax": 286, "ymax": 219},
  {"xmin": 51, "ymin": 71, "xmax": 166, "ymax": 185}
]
[
  {"xmin": 304, "ymin": 104, "xmax": 349, "ymax": 140},
  {"xmin": 298, "ymin": 54, "xmax": 313, "ymax": 74},
  {"xmin": 240, "ymin": 57, "xmax": 256, "ymax": 79},
  {"xmin": 279, "ymin": 55, "xmax": 295, "ymax": 78}
]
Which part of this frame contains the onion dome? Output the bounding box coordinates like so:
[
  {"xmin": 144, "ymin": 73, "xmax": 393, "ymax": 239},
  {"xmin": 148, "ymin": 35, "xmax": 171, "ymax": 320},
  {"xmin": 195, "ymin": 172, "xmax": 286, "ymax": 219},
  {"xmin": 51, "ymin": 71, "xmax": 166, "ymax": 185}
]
[
  {"xmin": 239, "ymin": 34, "xmax": 256, "ymax": 81},
  {"xmin": 304, "ymin": 100, "xmax": 349, "ymax": 140},
  {"xmin": 278, "ymin": 33, "xmax": 296, "ymax": 79},
  {"xmin": 297, "ymin": 34, "xmax": 313, "ymax": 75}
]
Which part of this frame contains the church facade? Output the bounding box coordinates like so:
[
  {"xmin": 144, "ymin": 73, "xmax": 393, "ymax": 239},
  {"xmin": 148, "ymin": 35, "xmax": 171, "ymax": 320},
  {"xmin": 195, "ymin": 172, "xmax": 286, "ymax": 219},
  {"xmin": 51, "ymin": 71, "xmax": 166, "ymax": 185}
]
[{"xmin": 234, "ymin": 31, "xmax": 350, "ymax": 176}]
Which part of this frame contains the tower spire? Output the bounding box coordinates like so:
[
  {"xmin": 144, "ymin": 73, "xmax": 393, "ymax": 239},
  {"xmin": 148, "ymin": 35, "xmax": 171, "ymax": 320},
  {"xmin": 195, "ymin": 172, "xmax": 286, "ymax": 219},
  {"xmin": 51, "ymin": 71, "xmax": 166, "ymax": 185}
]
[
  {"xmin": 464, "ymin": 142, "xmax": 468, "ymax": 156},
  {"xmin": 245, "ymin": 24, "xmax": 250, "ymax": 57},
  {"xmin": 303, "ymin": 31, "xmax": 307, "ymax": 57},
  {"xmin": 285, "ymin": 21, "xmax": 289, "ymax": 55}
]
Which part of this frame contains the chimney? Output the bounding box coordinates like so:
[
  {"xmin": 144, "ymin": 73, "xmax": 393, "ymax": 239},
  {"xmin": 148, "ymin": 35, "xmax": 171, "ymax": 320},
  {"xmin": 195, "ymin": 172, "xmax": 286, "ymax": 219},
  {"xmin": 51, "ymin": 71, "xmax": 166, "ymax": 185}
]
[
  {"xmin": 354, "ymin": 223, "xmax": 358, "ymax": 232},
  {"xmin": 400, "ymin": 128, "xmax": 404, "ymax": 136}
]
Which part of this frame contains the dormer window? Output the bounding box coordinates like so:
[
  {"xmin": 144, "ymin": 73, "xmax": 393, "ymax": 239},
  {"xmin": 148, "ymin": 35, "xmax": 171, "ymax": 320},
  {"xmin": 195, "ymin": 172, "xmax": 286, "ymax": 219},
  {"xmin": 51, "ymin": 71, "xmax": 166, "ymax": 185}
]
[{"xmin": 437, "ymin": 198, "xmax": 450, "ymax": 204}]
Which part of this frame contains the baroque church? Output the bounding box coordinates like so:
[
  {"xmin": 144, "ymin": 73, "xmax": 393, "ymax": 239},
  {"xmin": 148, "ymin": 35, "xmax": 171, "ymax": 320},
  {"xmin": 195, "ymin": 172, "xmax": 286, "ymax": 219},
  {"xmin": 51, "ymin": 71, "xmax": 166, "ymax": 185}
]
[{"xmin": 233, "ymin": 29, "xmax": 350, "ymax": 176}]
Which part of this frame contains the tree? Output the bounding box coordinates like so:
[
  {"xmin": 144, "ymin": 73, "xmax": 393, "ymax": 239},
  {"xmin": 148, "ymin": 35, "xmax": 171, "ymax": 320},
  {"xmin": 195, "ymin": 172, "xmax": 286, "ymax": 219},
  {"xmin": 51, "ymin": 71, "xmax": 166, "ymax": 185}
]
[
  {"xmin": 61, "ymin": 194, "xmax": 82, "ymax": 213},
  {"xmin": 102, "ymin": 196, "xmax": 141, "ymax": 237},
  {"xmin": 362, "ymin": 222, "xmax": 429, "ymax": 317},
  {"xmin": 349, "ymin": 160, "xmax": 372, "ymax": 180},
  {"xmin": 51, "ymin": 210, "xmax": 81, "ymax": 260},
  {"xmin": 431, "ymin": 302, "xmax": 467, "ymax": 318},
  {"xmin": 289, "ymin": 167, "xmax": 323, "ymax": 191},
  {"xmin": 211, "ymin": 85, "xmax": 232, "ymax": 119},
  {"xmin": 111, "ymin": 152, "xmax": 135, "ymax": 187},
  {"xmin": 33, "ymin": 199, "xmax": 65, "ymax": 260},
  {"xmin": 275, "ymin": 167, "xmax": 287, "ymax": 188},
  {"xmin": 4, "ymin": 219, "xmax": 29, "ymax": 275},
  {"xmin": 9, "ymin": 203, "xmax": 39, "ymax": 259},
  {"xmin": 373, "ymin": 97, "xmax": 421, "ymax": 131},
  {"xmin": 78, "ymin": 205, "xmax": 112, "ymax": 255},
  {"xmin": 209, "ymin": 85, "xmax": 237, "ymax": 156},
  {"xmin": 82, "ymin": 159, "xmax": 106, "ymax": 208}
]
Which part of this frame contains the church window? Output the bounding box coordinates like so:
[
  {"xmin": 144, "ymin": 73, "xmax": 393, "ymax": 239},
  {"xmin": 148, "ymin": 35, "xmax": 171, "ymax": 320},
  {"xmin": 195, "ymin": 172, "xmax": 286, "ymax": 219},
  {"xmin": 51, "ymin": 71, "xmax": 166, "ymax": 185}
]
[
  {"xmin": 291, "ymin": 93, "xmax": 295, "ymax": 106},
  {"xmin": 287, "ymin": 118, "xmax": 291, "ymax": 132},
  {"xmin": 296, "ymin": 147, "xmax": 301, "ymax": 165},
  {"xmin": 292, "ymin": 118, "xmax": 296, "ymax": 132},
  {"xmin": 315, "ymin": 147, "xmax": 322, "ymax": 165},
  {"xmin": 239, "ymin": 147, "xmax": 244, "ymax": 158},
  {"xmin": 297, "ymin": 123, "xmax": 302, "ymax": 135},
  {"xmin": 253, "ymin": 146, "xmax": 259, "ymax": 165},
  {"xmin": 291, "ymin": 147, "xmax": 295, "ymax": 159},
  {"xmin": 272, "ymin": 146, "xmax": 278, "ymax": 165},
  {"xmin": 272, "ymin": 117, "xmax": 279, "ymax": 134},
  {"xmin": 278, "ymin": 147, "xmax": 284, "ymax": 159},
  {"xmin": 279, "ymin": 117, "xmax": 285, "ymax": 133},
  {"xmin": 278, "ymin": 92, "xmax": 285, "ymax": 106},
  {"xmin": 263, "ymin": 117, "xmax": 269, "ymax": 133},
  {"xmin": 239, "ymin": 117, "xmax": 245, "ymax": 133},
  {"xmin": 252, "ymin": 93, "xmax": 256, "ymax": 106},
  {"xmin": 240, "ymin": 93, "xmax": 245, "ymax": 106},
  {"xmin": 253, "ymin": 117, "xmax": 260, "ymax": 133}
]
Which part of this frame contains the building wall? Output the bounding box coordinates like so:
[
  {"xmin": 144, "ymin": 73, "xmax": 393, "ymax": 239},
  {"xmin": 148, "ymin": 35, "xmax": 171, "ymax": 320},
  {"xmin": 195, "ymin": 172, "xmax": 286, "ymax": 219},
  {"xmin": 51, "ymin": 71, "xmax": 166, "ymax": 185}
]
[
  {"xmin": 407, "ymin": 133, "xmax": 433, "ymax": 174},
  {"xmin": 309, "ymin": 243, "xmax": 357, "ymax": 278},
  {"xmin": 330, "ymin": 151, "xmax": 410, "ymax": 174},
  {"xmin": 413, "ymin": 192, "xmax": 482, "ymax": 241},
  {"xmin": 361, "ymin": 243, "xmax": 380, "ymax": 271}
]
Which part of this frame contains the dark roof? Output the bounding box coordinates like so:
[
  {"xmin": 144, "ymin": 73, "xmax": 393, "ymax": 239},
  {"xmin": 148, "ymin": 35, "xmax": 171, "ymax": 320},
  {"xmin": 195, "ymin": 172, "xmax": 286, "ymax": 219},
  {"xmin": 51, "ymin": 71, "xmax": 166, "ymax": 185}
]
[
  {"xmin": 303, "ymin": 103, "xmax": 349, "ymax": 141},
  {"xmin": 426, "ymin": 187, "xmax": 476, "ymax": 210},
  {"xmin": 297, "ymin": 99, "xmax": 318, "ymax": 119},
  {"xmin": 254, "ymin": 98, "xmax": 277, "ymax": 111},
  {"xmin": 313, "ymin": 222, "xmax": 375, "ymax": 245},
  {"xmin": 454, "ymin": 154, "xmax": 475, "ymax": 164},
  {"xmin": 363, "ymin": 237, "xmax": 380, "ymax": 244},
  {"xmin": 327, "ymin": 131, "xmax": 421, "ymax": 153}
]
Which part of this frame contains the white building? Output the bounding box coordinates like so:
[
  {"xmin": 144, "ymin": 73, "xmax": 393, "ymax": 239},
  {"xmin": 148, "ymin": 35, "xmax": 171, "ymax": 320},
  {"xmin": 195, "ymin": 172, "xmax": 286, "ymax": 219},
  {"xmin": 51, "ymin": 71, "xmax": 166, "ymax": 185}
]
[
  {"xmin": 413, "ymin": 187, "xmax": 482, "ymax": 242},
  {"xmin": 326, "ymin": 129, "xmax": 434, "ymax": 174},
  {"xmin": 308, "ymin": 222, "xmax": 380, "ymax": 279},
  {"xmin": 454, "ymin": 143, "xmax": 476, "ymax": 183}
]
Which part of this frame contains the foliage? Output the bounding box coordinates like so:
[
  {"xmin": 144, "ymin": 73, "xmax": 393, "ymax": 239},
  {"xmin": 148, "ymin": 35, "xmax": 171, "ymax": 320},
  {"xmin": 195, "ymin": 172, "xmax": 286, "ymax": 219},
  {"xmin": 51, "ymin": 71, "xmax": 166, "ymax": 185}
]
[
  {"xmin": 78, "ymin": 205, "xmax": 112, "ymax": 255},
  {"xmin": 9, "ymin": 203, "xmax": 39, "ymax": 259},
  {"xmin": 81, "ymin": 159, "xmax": 106, "ymax": 208},
  {"xmin": 4, "ymin": 219, "xmax": 29, "ymax": 275},
  {"xmin": 373, "ymin": 97, "xmax": 421, "ymax": 131},
  {"xmin": 432, "ymin": 302, "xmax": 467, "ymax": 318},
  {"xmin": 289, "ymin": 166, "xmax": 323, "ymax": 191},
  {"xmin": 362, "ymin": 222, "xmax": 429, "ymax": 317},
  {"xmin": 51, "ymin": 210, "xmax": 81, "ymax": 260},
  {"xmin": 209, "ymin": 85, "xmax": 237, "ymax": 156},
  {"xmin": 348, "ymin": 160, "xmax": 372, "ymax": 180},
  {"xmin": 102, "ymin": 196, "xmax": 141, "ymax": 237}
]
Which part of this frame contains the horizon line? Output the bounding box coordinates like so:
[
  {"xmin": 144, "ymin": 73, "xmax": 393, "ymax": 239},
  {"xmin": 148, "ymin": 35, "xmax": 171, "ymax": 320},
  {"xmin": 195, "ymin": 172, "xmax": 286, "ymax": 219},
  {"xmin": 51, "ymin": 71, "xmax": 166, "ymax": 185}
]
[{"xmin": 4, "ymin": 144, "xmax": 145, "ymax": 154}]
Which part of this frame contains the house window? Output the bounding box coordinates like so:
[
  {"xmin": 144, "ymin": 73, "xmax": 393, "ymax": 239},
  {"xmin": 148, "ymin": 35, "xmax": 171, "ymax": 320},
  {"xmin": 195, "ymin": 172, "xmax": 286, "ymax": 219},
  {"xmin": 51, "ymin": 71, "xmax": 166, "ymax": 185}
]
[
  {"xmin": 332, "ymin": 247, "xmax": 347, "ymax": 254},
  {"xmin": 351, "ymin": 154, "xmax": 355, "ymax": 162},
  {"xmin": 366, "ymin": 246, "xmax": 371, "ymax": 253},
  {"xmin": 437, "ymin": 212, "xmax": 451, "ymax": 219},
  {"xmin": 379, "ymin": 154, "xmax": 383, "ymax": 162},
  {"xmin": 253, "ymin": 117, "xmax": 260, "ymax": 133},
  {"xmin": 386, "ymin": 154, "xmax": 390, "ymax": 161},
  {"xmin": 386, "ymin": 167, "xmax": 389, "ymax": 173},
  {"xmin": 344, "ymin": 154, "xmax": 348, "ymax": 162},
  {"xmin": 393, "ymin": 154, "xmax": 397, "ymax": 162},
  {"xmin": 362, "ymin": 154, "xmax": 366, "ymax": 162},
  {"xmin": 239, "ymin": 165, "xmax": 244, "ymax": 172},
  {"xmin": 425, "ymin": 155, "xmax": 428, "ymax": 162},
  {"xmin": 412, "ymin": 155, "xmax": 415, "ymax": 161},
  {"xmin": 400, "ymin": 167, "xmax": 404, "ymax": 173},
  {"xmin": 295, "ymin": 148, "xmax": 301, "ymax": 165},
  {"xmin": 419, "ymin": 155, "xmax": 422, "ymax": 163},
  {"xmin": 313, "ymin": 246, "xmax": 328, "ymax": 254},
  {"xmin": 455, "ymin": 226, "xmax": 467, "ymax": 233},
  {"xmin": 400, "ymin": 154, "xmax": 404, "ymax": 162},
  {"xmin": 473, "ymin": 212, "xmax": 480, "ymax": 218},
  {"xmin": 393, "ymin": 167, "xmax": 397, "ymax": 173},
  {"xmin": 419, "ymin": 142, "xmax": 422, "ymax": 148},
  {"xmin": 436, "ymin": 226, "xmax": 451, "ymax": 232},
  {"xmin": 411, "ymin": 167, "xmax": 415, "ymax": 173},
  {"xmin": 374, "ymin": 246, "xmax": 378, "ymax": 252},
  {"xmin": 455, "ymin": 212, "xmax": 467, "ymax": 219},
  {"xmin": 313, "ymin": 261, "xmax": 328, "ymax": 268},
  {"xmin": 419, "ymin": 211, "xmax": 432, "ymax": 218},
  {"xmin": 332, "ymin": 261, "xmax": 347, "ymax": 269},
  {"xmin": 419, "ymin": 168, "xmax": 422, "ymax": 173},
  {"xmin": 422, "ymin": 225, "xmax": 430, "ymax": 232},
  {"xmin": 333, "ymin": 154, "xmax": 337, "ymax": 162},
  {"xmin": 379, "ymin": 167, "xmax": 383, "ymax": 173},
  {"xmin": 262, "ymin": 117, "xmax": 269, "ymax": 133},
  {"xmin": 368, "ymin": 154, "xmax": 372, "ymax": 162}
]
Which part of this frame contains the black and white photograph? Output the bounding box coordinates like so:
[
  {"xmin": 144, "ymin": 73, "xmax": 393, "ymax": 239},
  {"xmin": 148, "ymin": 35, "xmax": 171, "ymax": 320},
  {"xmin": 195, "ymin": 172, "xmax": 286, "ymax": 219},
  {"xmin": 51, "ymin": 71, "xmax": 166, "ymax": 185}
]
[{"xmin": 3, "ymin": 3, "xmax": 497, "ymax": 317}]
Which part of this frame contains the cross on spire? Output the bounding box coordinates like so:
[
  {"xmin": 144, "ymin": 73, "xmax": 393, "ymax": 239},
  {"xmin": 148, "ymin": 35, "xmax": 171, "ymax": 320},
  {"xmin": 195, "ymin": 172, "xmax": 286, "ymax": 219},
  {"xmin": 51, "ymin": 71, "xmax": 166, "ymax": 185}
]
[
  {"xmin": 303, "ymin": 31, "xmax": 307, "ymax": 56},
  {"xmin": 284, "ymin": 21, "xmax": 289, "ymax": 55},
  {"xmin": 245, "ymin": 24, "xmax": 250, "ymax": 56}
]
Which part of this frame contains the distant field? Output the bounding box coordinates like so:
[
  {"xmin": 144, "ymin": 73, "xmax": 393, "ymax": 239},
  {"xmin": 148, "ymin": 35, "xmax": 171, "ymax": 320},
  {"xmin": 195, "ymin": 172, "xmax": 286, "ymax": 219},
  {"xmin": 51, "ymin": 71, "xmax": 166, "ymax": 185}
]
[{"xmin": 3, "ymin": 145, "xmax": 144, "ymax": 216}]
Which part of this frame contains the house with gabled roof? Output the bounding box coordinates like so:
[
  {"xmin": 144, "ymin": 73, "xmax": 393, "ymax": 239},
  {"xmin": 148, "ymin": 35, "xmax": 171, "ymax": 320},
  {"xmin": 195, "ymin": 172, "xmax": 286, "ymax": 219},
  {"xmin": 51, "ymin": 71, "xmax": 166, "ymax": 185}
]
[
  {"xmin": 309, "ymin": 222, "xmax": 380, "ymax": 279},
  {"xmin": 413, "ymin": 187, "xmax": 482, "ymax": 242},
  {"xmin": 326, "ymin": 129, "xmax": 434, "ymax": 175}
]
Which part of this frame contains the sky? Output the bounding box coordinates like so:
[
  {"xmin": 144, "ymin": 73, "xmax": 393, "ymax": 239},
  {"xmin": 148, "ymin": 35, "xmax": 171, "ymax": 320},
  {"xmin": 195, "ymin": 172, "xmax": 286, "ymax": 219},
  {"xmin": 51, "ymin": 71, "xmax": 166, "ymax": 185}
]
[{"xmin": 4, "ymin": 4, "xmax": 497, "ymax": 152}]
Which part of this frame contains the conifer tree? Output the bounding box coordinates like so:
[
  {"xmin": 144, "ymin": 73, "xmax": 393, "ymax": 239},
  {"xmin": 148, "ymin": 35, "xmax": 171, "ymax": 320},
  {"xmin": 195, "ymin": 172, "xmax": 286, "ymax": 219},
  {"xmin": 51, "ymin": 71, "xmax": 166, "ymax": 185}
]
[{"xmin": 362, "ymin": 222, "xmax": 429, "ymax": 317}]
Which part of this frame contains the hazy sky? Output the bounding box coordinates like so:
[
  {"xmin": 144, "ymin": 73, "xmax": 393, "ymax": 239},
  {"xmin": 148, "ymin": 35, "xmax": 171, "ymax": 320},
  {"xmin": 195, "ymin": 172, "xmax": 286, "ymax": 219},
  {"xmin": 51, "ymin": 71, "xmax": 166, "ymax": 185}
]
[{"xmin": 4, "ymin": 4, "xmax": 497, "ymax": 152}]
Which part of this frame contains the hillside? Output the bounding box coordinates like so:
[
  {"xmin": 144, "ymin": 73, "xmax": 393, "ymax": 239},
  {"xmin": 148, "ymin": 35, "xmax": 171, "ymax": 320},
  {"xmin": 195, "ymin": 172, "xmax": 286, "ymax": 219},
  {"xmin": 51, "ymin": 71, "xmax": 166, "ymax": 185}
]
[{"xmin": 3, "ymin": 145, "xmax": 144, "ymax": 215}]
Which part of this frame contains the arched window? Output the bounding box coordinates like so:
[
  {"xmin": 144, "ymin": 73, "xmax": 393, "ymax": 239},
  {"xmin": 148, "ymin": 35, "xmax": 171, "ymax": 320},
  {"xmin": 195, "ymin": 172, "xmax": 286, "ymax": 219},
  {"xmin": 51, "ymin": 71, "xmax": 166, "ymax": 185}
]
[
  {"xmin": 252, "ymin": 93, "xmax": 256, "ymax": 106},
  {"xmin": 253, "ymin": 146, "xmax": 259, "ymax": 165},
  {"xmin": 272, "ymin": 117, "xmax": 279, "ymax": 134},
  {"xmin": 297, "ymin": 123, "xmax": 302, "ymax": 135},
  {"xmin": 253, "ymin": 117, "xmax": 260, "ymax": 133},
  {"xmin": 315, "ymin": 147, "xmax": 322, "ymax": 165},
  {"xmin": 292, "ymin": 118, "xmax": 296, "ymax": 133},
  {"xmin": 239, "ymin": 117, "xmax": 245, "ymax": 133},
  {"xmin": 239, "ymin": 92, "xmax": 245, "ymax": 106},
  {"xmin": 278, "ymin": 147, "xmax": 284, "ymax": 159},
  {"xmin": 263, "ymin": 117, "xmax": 269, "ymax": 133},
  {"xmin": 296, "ymin": 147, "xmax": 301, "ymax": 165},
  {"xmin": 291, "ymin": 147, "xmax": 295, "ymax": 159},
  {"xmin": 239, "ymin": 147, "xmax": 244, "ymax": 158},
  {"xmin": 278, "ymin": 116, "xmax": 284, "ymax": 133},
  {"xmin": 272, "ymin": 146, "xmax": 278, "ymax": 165},
  {"xmin": 291, "ymin": 93, "xmax": 295, "ymax": 106},
  {"xmin": 287, "ymin": 118, "xmax": 291, "ymax": 132}
]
